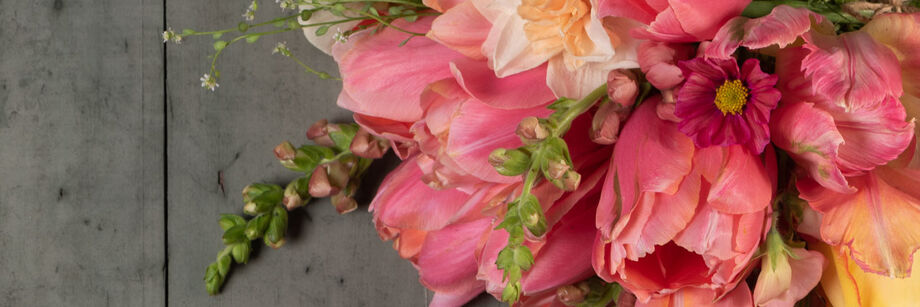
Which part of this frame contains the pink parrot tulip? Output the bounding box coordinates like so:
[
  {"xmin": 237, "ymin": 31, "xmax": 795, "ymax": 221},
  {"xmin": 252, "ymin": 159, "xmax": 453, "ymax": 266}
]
[{"xmin": 593, "ymin": 96, "xmax": 772, "ymax": 304}]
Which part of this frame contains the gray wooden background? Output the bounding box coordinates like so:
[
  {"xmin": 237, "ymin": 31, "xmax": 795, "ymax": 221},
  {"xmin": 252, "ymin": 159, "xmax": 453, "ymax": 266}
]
[{"xmin": 0, "ymin": 0, "xmax": 499, "ymax": 306}]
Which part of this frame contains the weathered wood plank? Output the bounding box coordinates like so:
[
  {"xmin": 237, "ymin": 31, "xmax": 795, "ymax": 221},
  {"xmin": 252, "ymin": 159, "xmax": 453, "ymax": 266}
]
[
  {"xmin": 165, "ymin": 1, "xmax": 432, "ymax": 306},
  {"xmin": 0, "ymin": 0, "xmax": 165, "ymax": 306}
]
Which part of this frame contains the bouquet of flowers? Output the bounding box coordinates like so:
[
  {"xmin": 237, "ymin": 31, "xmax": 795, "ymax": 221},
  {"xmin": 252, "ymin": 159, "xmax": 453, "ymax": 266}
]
[{"xmin": 167, "ymin": 0, "xmax": 920, "ymax": 305}]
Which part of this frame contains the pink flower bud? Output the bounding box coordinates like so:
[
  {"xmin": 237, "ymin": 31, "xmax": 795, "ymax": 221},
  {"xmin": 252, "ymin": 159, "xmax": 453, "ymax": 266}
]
[
  {"xmin": 590, "ymin": 102, "xmax": 622, "ymax": 145},
  {"xmin": 556, "ymin": 283, "xmax": 589, "ymax": 305},
  {"xmin": 331, "ymin": 193, "xmax": 358, "ymax": 214},
  {"xmin": 350, "ymin": 127, "xmax": 389, "ymax": 159},
  {"xmin": 306, "ymin": 119, "xmax": 337, "ymax": 147},
  {"xmin": 606, "ymin": 69, "xmax": 639, "ymax": 108},
  {"xmin": 562, "ymin": 169, "xmax": 581, "ymax": 191},
  {"xmin": 308, "ymin": 166, "xmax": 337, "ymax": 197},
  {"xmin": 273, "ymin": 141, "xmax": 296, "ymax": 162},
  {"xmin": 516, "ymin": 116, "xmax": 549, "ymax": 144}
]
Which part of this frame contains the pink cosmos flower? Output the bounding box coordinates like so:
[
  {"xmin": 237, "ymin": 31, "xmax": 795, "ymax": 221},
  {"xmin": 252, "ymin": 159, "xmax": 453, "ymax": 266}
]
[
  {"xmin": 593, "ymin": 96, "xmax": 773, "ymax": 304},
  {"xmin": 674, "ymin": 57, "xmax": 780, "ymax": 153},
  {"xmin": 596, "ymin": 0, "xmax": 750, "ymax": 43}
]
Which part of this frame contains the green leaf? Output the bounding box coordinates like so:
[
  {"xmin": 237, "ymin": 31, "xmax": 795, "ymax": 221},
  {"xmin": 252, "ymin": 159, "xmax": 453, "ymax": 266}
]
[
  {"xmin": 222, "ymin": 225, "xmax": 247, "ymax": 245},
  {"xmin": 315, "ymin": 25, "xmax": 330, "ymax": 36},
  {"xmin": 388, "ymin": 6, "xmax": 403, "ymax": 15},
  {"xmin": 245, "ymin": 35, "xmax": 260, "ymax": 43},
  {"xmin": 511, "ymin": 246, "xmax": 534, "ymax": 271},
  {"xmin": 213, "ymin": 40, "xmax": 228, "ymax": 51},
  {"xmin": 300, "ymin": 9, "xmax": 313, "ymax": 21},
  {"xmin": 231, "ymin": 242, "xmax": 251, "ymax": 264},
  {"xmin": 368, "ymin": 7, "xmax": 379, "ymax": 16},
  {"xmin": 212, "ymin": 32, "xmax": 224, "ymax": 39}
]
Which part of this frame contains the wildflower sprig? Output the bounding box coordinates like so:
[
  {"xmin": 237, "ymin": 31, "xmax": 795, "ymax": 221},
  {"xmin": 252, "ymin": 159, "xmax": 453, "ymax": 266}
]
[
  {"xmin": 204, "ymin": 120, "xmax": 389, "ymax": 295},
  {"xmin": 164, "ymin": 0, "xmax": 436, "ymax": 91},
  {"xmin": 490, "ymin": 84, "xmax": 610, "ymax": 303}
]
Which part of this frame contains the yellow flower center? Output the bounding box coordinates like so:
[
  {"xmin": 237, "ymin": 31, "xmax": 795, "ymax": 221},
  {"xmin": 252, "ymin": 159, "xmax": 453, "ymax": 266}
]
[{"xmin": 714, "ymin": 79, "xmax": 749, "ymax": 115}]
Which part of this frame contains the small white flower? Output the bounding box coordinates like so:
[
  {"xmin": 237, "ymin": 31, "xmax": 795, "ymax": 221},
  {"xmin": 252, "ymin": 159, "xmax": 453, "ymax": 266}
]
[
  {"xmin": 242, "ymin": 10, "xmax": 255, "ymax": 22},
  {"xmin": 162, "ymin": 27, "xmax": 182, "ymax": 44},
  {"xmin": 276, "ymin": 0, "xmax": 295, "ymax": 10},
  {"xmin": 200, "ymin": 74, "xmax": 219, "ymax": 91},
  {"xmin": 333, "ymin": 29, "xmax": 348, "ymax": 43},
  {"xmin": 272, "ymin": 42, "xmax": 289, "ymax": 56}
]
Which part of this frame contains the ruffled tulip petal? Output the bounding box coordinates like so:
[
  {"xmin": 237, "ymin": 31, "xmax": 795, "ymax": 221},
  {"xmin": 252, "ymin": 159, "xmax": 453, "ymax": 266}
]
[
  {"xmin": 633, "ymin": 0, "xmax": 750, "ymax": 43},
  {"xmin": 770, "ymin": 102, "xmax": 851, "ymax": 193},
  {"xmin": 828, "ymin": 97, "xmax": 915, "ymax": 175},
  {"xmin": 428, "ymin": 1, "xmax": 490, "ymax": 59},
  {"xmin": 798, "ymin": 170, "xmax": 920, "ymax": 278},
  {"xmin": 638, "ymin": 285, "xmax": 753, "ymax": 307},
  {"xmin": 597, "ymin": 97, "xmax": 695, "ymax": 239},
  {"xmin": 707, "ymin": 5, "xmax": 821, "ymax": 59},
  {"xmin": 333, "ymin": 17, "xmax": 465, "ymax": 122},
  {"xmin": 802, "ymin": 30, "xmax": 903, "ymax": 111},
  {"xmin": 862, "ymin": 13, "xmax": 920, "ymax": 168},
  {"xmin": 706, "ymin": 145, "xmax": 773, "ymax": 214},
  {"xmin": 449, "ymin": 58, "xmax": 554, "ymax": 109}
]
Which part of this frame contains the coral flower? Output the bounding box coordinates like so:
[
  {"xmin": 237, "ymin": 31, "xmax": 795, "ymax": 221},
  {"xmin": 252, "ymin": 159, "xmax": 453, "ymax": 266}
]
[{"xmin": 675, "ymin": 57, "xmax": 780, "ymax": 153}]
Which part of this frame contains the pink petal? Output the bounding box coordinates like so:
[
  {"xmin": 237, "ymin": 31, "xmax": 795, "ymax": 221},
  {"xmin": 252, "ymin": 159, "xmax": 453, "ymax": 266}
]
[
  {"xmin": 597, "ymin": 96, "xmax": 695, "ymax": 239},
  {"xmin": 417, "ymin": 219, "xmax": 491, "ymax": 293},
  {"xmin": 638, "ymin": 41, "xmax": 695, "ymax": 89},
  {"xmin": 333, "ymin": 17, "xmax": 465, "ymax": 122},
  {"xmin": 706, "ymin": 145, "xmax": 773, "ymax": 214},
  {"xmin": 770, "ymin": 101, "xmax": 852, "ymax": 193},
  {"xmin": 595, "ymin": 0, "xmax": 661, "ymax": 24},
  {"xmin": 428, "ymin": 1, "xmax": 490, "ymax": 59},
  {"xmin": 371, "ymin": 158, "xmax": 491, "ymax": 231},
  {"xmin": 707, "ymin": 5, "xmax": 822, "ymax": 59},
  {"xmin": 522, "ymin": 199, "xmax": 597, "ymax": 293},
  {"xmin": 829, "ymin": 96, "xmax": 915, "ymax": 175},
  {"xmin": 446, "ymin": 99, "xmax": 551, "ymax": 183},
  {"xmin": 449, "ymin": 58, "xmax": 554, "ymax": 109},
  {"xmin": 668, "ymin": 0, "xmax": 751, "ymax": 41},
  {"xmin": 802, "ymin": 30, "xmax": 903, "ymax": 112}
]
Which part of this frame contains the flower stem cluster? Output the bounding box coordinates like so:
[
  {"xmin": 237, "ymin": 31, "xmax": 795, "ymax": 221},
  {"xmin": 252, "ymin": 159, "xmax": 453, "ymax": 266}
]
[
  {"xmin": 204, "ymin": 120, "xmax": 388, "ymax": 295},
  {"xmin": 163, "ymin": 0, "xmax": 435, "ymax": 91},
  {"xmin": 490, "ymin": 84, "xmax": 609, "ymax": 303}
]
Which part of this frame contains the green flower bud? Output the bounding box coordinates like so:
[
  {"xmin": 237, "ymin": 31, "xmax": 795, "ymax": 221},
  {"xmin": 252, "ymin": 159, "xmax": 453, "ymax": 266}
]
[
  {"xmin": 517, "ymin": 194, "xmax": 547, "ymax": 237},
  {"xmin": 283, "ymin": 177, "xmax": 311, "ymax": 210},
  {"xmin": 244, "ymin": 213, "xmax": 271, "ymax": 240},
  {"xmin": 489, "ymin": 148, "xmax": 531, "ymax": 176},
  {"xmin": 218, "ymin": 214, "xmax": 245, "ymax": 231},
  {"xmin": 222, "ymin": 225, "xmax": 247, "ymax": 245},
  {"xmin": 264, "ymin": 205, "xmax": 288, "ymax": 248},
  {"xmin": 231, "ymin": 241, "xmax": 251, "ymax": 264}
]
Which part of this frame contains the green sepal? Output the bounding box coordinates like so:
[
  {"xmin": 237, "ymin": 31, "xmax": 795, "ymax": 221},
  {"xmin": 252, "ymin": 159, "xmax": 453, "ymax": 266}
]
[
  {"xmin": 222, "ymin": 225, "xmax": 247, "ymax": 245},
  {"xmin": 216, "ymin": 251, "xmax": 232, "ymax": 277},
  {"xmin": 231, "ymin": 241, "xmax": 251, "ymax": 264},
  {"xmin": 284, "ymin": 145, "xmax": 335, "ymax": 173},
  {"xmin": 328, "ymin": 123, "xmax": 359, "ymax": 152},
  {"xmin": 204, "ymin": 262, "xmax": 223, "ymax": 295},
  {"xmin": 517, "ymin": 194, "xmax": 547, "ymax": 237},
  {"xmin": 265, "ymin": 205, "xmax": 288, "ymax": 246},
  {"xmin": 218, "ymin": 214, "xmax": 246, "ymax": 231},
  {"xmin": 245, "ymin": 213, "xmax": 271, "ymax": 240},
  {"xmin": 501, "ymin": 280, "xmax": 522, "ymax": 303},
  {"xmin": 577, "ymin": 279, "xmax": 622, "ymax": 307}
]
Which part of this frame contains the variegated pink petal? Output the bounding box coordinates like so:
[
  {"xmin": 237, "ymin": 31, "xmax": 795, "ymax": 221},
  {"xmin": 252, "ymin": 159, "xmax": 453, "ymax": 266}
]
[
  {"xmin": 428, "ymin": 1, "xmax": 490, "ymax": 59},
  {"xmin": 770, "ymin": 101, "xmax": 851, "ymax": 193}
]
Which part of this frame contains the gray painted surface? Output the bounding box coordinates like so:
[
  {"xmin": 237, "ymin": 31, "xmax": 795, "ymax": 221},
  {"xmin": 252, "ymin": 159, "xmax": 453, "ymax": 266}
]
[{"xmin": 1, "ymin": 0, "xmax": 500, "ymax": 306}]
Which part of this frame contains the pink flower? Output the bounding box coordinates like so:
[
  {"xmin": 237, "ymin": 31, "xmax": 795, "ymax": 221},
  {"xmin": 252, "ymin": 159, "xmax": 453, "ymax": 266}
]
[
  {"xmin": 674, "ymin": 57, "xmax": 780, "ymax": 153},
  {"xmin": 596, "ymin": 0, "xmax": 750, "ymax": 43},
  {"xmin": 593, "ymin": 97, "xmax": 773, "ymax": 304}
]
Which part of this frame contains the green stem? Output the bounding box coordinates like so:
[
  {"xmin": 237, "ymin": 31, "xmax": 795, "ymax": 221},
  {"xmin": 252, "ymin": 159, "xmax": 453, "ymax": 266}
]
[{"xmin": 552, "ymin": 84, "xmax": 609, "ymax": 138}]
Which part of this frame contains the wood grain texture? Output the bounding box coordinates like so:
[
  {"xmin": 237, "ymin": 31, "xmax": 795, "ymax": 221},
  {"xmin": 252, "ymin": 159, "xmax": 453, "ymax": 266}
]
[
  {"xmin": 163, "ymin": 1, "xmax": 456, "ymax": 306},
  {"xmin": 0, "ymin": 0, "xmax": 165, "ymax": 306}
]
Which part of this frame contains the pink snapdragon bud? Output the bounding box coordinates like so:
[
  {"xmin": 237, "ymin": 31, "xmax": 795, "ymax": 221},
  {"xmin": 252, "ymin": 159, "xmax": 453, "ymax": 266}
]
[
  {"xmin": 350, "ymin": 127, "xmax": 389, "ymax": 159},
  {"xmin": 306, "ymin": 119, "xmax": 337, "ymax": 147},
  {"xmin": 590, "ymin": 102, "xmax": 622, "ymax": 145},
  {"xmin": 606, "ymin": 69, "xmax": 638, "ymax": 108},
  {"xmin": 331, "ymin": 193, "xmax": 358, "ymax": 214},
  {"xmin": 273, "ymin": 141, "xmax": 297, "ymax": 168},
  {"xmin": 516, "ymin": 116, "xmax": 549, "ymax": 144},
  {"xmin": 556, "ymin": 283, "xmax": 589, "ymax": 305},
  {"xmin": 308, "ymin": 162, "xmax": 350, "ymax": 198}
]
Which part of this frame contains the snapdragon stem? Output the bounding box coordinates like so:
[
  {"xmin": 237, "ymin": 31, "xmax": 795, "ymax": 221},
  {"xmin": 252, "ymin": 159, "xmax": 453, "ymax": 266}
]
[{"xmin": 552, "ymin": 84, "xmax": 609, "ymax": 138}]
